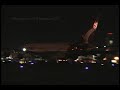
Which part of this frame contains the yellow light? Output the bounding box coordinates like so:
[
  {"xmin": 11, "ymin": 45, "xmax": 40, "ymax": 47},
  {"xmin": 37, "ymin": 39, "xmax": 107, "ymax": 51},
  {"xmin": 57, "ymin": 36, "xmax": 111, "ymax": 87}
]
[
  {"xmin": 19, "ymin": 61, "xmax": 24, "ymax": 64},
  {"xmin": 111, "ymin": 60, "xmax": 117, "ymax": 63},
  {"xmin": 114, "ymin": 57, "xmax": 119, "ymax": 60}
]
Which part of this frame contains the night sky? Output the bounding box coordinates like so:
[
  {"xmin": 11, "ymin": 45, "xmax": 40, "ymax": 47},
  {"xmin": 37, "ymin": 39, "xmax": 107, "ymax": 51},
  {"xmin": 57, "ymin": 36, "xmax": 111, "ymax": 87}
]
[{"xmin": 1, "ymin": 5, "xmax": 119, "ymax": 49}]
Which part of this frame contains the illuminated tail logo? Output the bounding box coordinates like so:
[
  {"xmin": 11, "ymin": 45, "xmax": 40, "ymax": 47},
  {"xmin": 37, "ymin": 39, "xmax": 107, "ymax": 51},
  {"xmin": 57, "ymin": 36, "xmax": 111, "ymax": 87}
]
[
  {"xmin": 82, "ymin": 20, "xmax": 99, "ymax": 44},
  {"xmin": 93, "ymin": 21, "xmax": 98, "ymax": 29}
]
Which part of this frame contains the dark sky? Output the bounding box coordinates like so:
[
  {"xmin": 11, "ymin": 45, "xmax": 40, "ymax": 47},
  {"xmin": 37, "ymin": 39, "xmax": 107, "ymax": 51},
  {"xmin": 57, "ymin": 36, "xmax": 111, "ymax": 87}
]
[{"xmin": 1, "ymin": 5, "xmax": 119, "ymax": 49}]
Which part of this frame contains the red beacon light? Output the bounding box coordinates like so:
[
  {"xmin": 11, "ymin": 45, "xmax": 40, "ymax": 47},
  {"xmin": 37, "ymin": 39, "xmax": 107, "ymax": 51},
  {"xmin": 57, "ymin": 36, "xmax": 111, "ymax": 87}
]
[{"xmin": 107, "ymin": 32, "xmax": 113, "ymax": 35}]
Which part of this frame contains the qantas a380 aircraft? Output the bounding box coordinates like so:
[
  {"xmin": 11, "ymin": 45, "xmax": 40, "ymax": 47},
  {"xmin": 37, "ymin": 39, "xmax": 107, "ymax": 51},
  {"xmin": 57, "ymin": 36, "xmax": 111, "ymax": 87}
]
[{"xmin": 22, "ymin": 17, "xmax": 99, "ymax": 59}]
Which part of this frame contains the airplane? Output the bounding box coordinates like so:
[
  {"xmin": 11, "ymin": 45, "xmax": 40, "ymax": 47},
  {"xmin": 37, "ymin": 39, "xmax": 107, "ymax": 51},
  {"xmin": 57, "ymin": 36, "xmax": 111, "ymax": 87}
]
[{"xmin": 22, "ymin": 17, "xmax": 99, "ymax": 60}]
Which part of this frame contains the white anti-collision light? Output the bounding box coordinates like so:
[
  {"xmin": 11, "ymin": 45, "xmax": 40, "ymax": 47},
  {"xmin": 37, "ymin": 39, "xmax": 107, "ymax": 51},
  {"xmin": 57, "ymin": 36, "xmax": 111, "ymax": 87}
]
[{"xmin": 23, "ymin": 48, "xmax": 27, "ymax": 52}]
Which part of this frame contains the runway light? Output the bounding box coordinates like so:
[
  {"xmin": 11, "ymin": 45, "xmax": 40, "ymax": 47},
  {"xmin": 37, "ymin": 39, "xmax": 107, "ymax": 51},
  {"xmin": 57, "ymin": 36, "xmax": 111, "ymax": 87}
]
[{"xmin": 85, "ymin": 67, "xmax": 89, "ymax": 70}]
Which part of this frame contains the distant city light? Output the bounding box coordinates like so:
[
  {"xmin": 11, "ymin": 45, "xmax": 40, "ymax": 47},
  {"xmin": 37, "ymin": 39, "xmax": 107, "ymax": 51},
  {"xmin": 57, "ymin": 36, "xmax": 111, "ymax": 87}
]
[
  {"xmin": 112, "ymin": 64, "xmax": 115, "ymax": 67},
  {"xmin": 111, "ymin": 60, "xmax": 117, "ymax": 63},
  {"xmin": 96, "ymin": 47, "xmax": 98, "ymax": 48},
  {"xmin": 20, "ymin": 65, "xmax": 24, "ymax": 68},
  {"xmin": 105, "ymin": 49, "xmax": 109, "ymax": 51},
  {"xmin": 107, "ymin": 32, "xmax": 113, "ymax": 35},
  {"xmin": 103, "ymin": 57, "xmax": 107, "ymax": 60},
  {"xmin": 19, "ymin": 60, "xmax": 24, "ymax": 64},
  {"xmin": 96, "ymin": 54, "xmax": 101, "ymax": 56},
  {"xmin": 74, "ymin": 60, "xmax": 78, "ymax": 62},
  {"xmin": 58, "ymin": 60, "xmax": 62, "ymax": 61},
  {"xmin": 23, "ymin": 48, "xmax": 27, "ymax": 52},
  {"xmin": 85, "ymin": 67, "xmax": 89, "ymax": 70},
  {"xmin": 104, "ymin": 46, "xmax": 106, "ymax": 47},
  {"xmin": 80, "ymin": 62, "xmax": 84, "ymax": 63},
  {"xmin": 30, "ymin": 62, "xmax": 34, "ymax": 65},
  {"xmin": 92, "ymin": 55, "xmax": 97, "ymax": 60},
  {"xmin": 8, "ymin": 60, "xmax": 11, "ymax": 62},
  {"xmin": 109, "ymin": 40, "xmax": 113, "ymax": 45},
  {"xmin": 101, "ymin": 64, "xmax": 104, "ymax": 65},
  {"xmin": 2, "ymin": 61, "xmax": 5, "ymax": 63},
  {"xmin": 91, "ymin": 61, "xmax": 96, "ymax": 63},
  {"xmin": 114, "ymin": 56, "xmax": 119, "ymax": 60}
]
